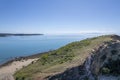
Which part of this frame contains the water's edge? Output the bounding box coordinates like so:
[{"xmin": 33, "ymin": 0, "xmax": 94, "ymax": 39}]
[{"xmin": 0, "ymin": 50, "xmax": 50, "ymax": 67}]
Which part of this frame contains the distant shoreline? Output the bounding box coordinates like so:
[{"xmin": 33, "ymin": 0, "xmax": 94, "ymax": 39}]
[{"xmin": 0, "ymin": 33, "xmax": 43, "ymax": 37}]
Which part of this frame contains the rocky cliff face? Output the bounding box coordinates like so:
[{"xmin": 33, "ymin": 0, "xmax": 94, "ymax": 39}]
[
  {"xmin": 86, "ymin": 40, "xmax": 120, "ymax": 80},
  {"xmin": 48, "ymin": 37, "xmax": 120, "ymax": 80}
]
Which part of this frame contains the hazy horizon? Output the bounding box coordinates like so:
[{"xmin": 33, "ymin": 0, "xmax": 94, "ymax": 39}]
[{"xmin": 0, "ymin": 0, "xmax": 120, "ymax": 34}]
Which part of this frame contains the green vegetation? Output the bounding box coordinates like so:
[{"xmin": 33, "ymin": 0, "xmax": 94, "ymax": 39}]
[
  {"xmin": 101, "ymin": 67, "xmax": 110, "ymax": 74},
  {"xmin": 102, "ymin": 59, "xmax": 120, "ymax": 76},
  {"xmin": 14, "ymin": 35, "xmax": 113, "ymax": 80}
]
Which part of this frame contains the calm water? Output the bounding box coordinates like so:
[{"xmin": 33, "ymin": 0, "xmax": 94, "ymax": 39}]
[{"xmin": 0, "ymin": 34, "xmax": 101, "ymax": 64}]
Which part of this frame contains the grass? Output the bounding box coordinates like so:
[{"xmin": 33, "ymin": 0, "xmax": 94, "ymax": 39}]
[{"xmin": 14, "ymin": 35, "xmax": 113, "ymax": 80}]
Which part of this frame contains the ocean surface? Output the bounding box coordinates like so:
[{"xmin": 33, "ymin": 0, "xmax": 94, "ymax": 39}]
[{"xmin": 0, "ymin": 34, "xmax": 102, "ymax": 64}]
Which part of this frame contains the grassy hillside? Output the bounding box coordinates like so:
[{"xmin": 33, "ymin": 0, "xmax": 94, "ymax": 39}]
[{"xmin": 14, "ymin": 35, "xmax": 113, "ymax": 80}]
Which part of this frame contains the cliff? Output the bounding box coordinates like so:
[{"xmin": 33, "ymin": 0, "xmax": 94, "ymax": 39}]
[{"xmin": 14, "ymin": 35, "xmax": 120, "ymax": 80}]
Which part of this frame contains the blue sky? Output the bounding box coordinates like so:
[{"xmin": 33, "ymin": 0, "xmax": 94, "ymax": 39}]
[{"xmin": 0, "ymin": 0, "xmax": 120, "ymax": 34}]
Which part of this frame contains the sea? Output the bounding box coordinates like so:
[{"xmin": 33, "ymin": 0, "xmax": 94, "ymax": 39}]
[{"xmin": 0, "ymin": 34, "xmax": 105, "ymax": 64}]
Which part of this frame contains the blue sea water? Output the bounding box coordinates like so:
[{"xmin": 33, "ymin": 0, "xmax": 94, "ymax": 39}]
[{"xmin": 0, "ymin": 34, "xmax": 101, "ymax": 64}]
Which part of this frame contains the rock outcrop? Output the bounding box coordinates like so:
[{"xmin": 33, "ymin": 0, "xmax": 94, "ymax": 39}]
[{"xmin": 48, "ymin": 35, "xmax": 120, "ymax": 80}]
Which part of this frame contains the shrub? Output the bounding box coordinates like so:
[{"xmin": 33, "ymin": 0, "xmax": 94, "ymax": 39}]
[
  {"xmin": 101, "ymin": 67, "xmax": 110, "ymax": 74},
  {"xmin": 15, "ymin": 77, "xmax": 19, "ymax": 80}
]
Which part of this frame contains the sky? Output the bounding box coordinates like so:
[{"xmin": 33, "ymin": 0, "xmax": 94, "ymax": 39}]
[{"xmin": 0, "ymin": 0, "xmax": 120, "ymax": 34}]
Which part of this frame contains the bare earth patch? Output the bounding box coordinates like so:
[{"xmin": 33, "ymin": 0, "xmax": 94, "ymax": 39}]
[{"xmin": 0, "ymin": 58, "xmax": 38, "ymax": 80}]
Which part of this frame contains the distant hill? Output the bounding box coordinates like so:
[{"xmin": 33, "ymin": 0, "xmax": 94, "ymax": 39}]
[
  {"xmin": 14, "ymin": 35, "xmax": 120, "ymax": 80},
  {"xmin": 0, "ymin": 33, "xmax": 43, "ymax": 37}
]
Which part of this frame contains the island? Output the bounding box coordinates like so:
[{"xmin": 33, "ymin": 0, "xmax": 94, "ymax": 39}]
[{"xmin": 0, "ymin": 33, "xmax": 43, "ymax": 37}]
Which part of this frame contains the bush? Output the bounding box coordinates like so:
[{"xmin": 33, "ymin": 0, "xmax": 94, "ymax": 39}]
[
  {"xmin": 15, "ymin": 77, "xmax": 18, "ymax": 80},
  {"xmin": 101, "ymin": 67, "xmax": 110, "ymax": 74}
]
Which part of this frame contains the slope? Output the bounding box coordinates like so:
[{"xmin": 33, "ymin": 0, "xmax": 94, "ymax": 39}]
[{"xmin": 14, "ymin": 35, "xmax": 116, "ymax": 80}]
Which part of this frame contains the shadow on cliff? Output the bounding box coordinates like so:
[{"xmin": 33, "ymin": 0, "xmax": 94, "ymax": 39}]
[{"xmin": 45, "ymin": 64, "xmax": 87, "ymax": 80}]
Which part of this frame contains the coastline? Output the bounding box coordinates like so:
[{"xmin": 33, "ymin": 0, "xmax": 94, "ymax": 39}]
[
  {"xmin": 0, "ymin": 51, "xmax": 51, "ymax": 80},
  {"xmin": 0, "ymin": 51, "xmax": 50, "ymax": 67}
]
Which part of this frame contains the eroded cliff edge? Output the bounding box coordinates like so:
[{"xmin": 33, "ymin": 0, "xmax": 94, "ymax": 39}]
[{"xmin": 48, "ymin": 35, "xmax": 120, "ymax": 80}]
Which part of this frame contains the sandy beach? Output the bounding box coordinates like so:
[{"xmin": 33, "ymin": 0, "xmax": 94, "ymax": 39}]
[{"xmin": 0, "ymin": 58, "xmax": 38, "ymax": 80}]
